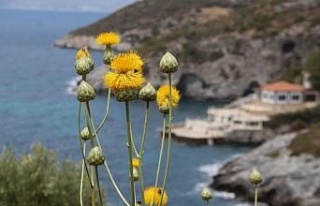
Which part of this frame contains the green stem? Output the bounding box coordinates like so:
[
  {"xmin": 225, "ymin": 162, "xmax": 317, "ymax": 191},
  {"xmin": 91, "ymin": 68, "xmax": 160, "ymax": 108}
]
[
  {"xmin": 84, "ymin": 102, "xmax": 96, "ymax": 206},
  {"xmin": 130, "ymin": 122, "xmax": 140, "ymax": 158},
  {"xmin": 254, "ymin": 185, "xmax": 258, "ymax": 206},
  {"xmin": 96, "ymin": 88, "xmax": 111, "ymax": 134},
  {"xmin": 125, "ymin": 102, "xmax": 136, "ymax": 206},
  {"xmin": 77, "ymin": 102, "xmax": 93, "ymax": 187},
  {"xmin": 80, "ymin": 144, "xmax": 86, "ymax": 206},
  {"xmin": 152, "ymin": 115, "xmax": 167, "ymax": 206},
  {"xmin": 103, "ymin": 161, "xmax": 130, "ymax": 206},
  {"xmin": 160, "ymin": 73, "xmax": 173, "ymax": 206},
  {"xmin": 138, "ymin": 165, "xmax": 146, "ymax": 206},
  {"xmin": 139, "ymin": 101, "xmax": 150, "ymax": 156},
  {"xmin": 138, "ymin": 101, "xmax": 150, "ymax": 206},
  {"xmin": 95, "ymin": 166, "xmax": 104, "ymax": 206},
  {"xmin": 85, "ymin": 103, "xmax": 130, "ymax": 206}
]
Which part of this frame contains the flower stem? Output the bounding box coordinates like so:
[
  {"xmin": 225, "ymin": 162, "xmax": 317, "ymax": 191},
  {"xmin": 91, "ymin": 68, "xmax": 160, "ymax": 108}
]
[
  {"xmin": 130, "ymin": 123, "xmax": 140, "ymax": 158},
  {"xmin": 96, "ymin": 88, "xmax": 111, "ymax": 134},
  {"xmin": 77, "ymin": 102, "xmax": 93, "ymax": 188},
  {"xmin": 152, "ymin": 115, "xmax": 167, "ymax": 205},
  {"xmin": 160, "ymin": 73, "xmax": 173, "ymax": 206},
  {"xmin": 80, "ymin": 144, "xmax": 86, "ymax": 206},
  {"xmin": 254, "ymin": 185, "xmax": 258, "ymax": 206},
  {"xmin": 84, "ymin": 102, "xmax": 130, "ymax": 206},
  {"xmin": 103, "ymin": 161, "xmax": 130, "ymax": 206},
  {"xmin": 139, "ymin": 101, "xmax": 150, "ymax": 156},
  {"xmin": 95, "ymin": 166, "xmax": 104, "ymax": 206},
  {"xmin": 125, "ymin": 102, "xmax": 136, "ymax": 206},
  {"xmin": 84, "ymin": 102, "xmax": 96, "ymax": 206},
  {"xmin": 138, "ymin": 101, "xmax": 150, "ymax": 206}
]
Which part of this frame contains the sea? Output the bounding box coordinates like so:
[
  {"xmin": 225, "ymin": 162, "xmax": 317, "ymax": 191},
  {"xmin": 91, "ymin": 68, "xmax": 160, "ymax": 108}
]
[{"xmin": 0, "ymin": 9, "xmax": 253, "ymax": 206}]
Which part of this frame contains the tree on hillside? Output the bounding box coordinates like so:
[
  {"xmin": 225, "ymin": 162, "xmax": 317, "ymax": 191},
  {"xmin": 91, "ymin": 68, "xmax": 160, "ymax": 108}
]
[{"xmin": 306, "ymin": 49, "xmax": 320, "ymax": 91}]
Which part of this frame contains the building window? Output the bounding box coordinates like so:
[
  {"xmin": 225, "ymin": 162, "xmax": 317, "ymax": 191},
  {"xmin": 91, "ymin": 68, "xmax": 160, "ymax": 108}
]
[
  {"xmin": 291, "ymin": 95, "xmax": 300, "ymax": 101},
  {"xmin": 246, "ymin": 122, "xmax": 259, "ymax": 126},
  {"xmin": 234, "ymin": 121, "xmax": 241, "ymax": 125},
  {"xmin": 278, "ymin": 95, "xmax": 286, "ymax": 101}
]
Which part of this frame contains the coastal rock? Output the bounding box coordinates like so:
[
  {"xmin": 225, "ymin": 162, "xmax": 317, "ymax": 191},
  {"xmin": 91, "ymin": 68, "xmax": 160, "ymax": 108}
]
[
  {"xmin": 55, "ymin": 0, "xmax": 320, "ymax": 100},
  {"xmin": 212, "ymin": 132, "xmax": 320, "ymax": 206}
]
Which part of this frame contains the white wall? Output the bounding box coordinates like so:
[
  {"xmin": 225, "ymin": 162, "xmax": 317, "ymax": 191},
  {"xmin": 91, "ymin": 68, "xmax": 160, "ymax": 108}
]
[{"xmin": 261, "ymin": 90, "xmax": 303, "ymax": 104}]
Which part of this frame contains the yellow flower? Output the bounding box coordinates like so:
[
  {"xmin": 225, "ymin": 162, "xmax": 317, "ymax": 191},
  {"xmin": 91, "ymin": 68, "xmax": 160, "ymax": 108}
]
[
  {"xmin": 95, "ymin": 32, "xmax": 120, "ymax": 46},
  {"xmin": 132, "ymin": 158, "xmax": 140, "ymax": 168},
  {"xmin": 104, "ymin": 71, "xmax": 145, "ymax": 90},
  {"xmin": 144, "ymin": 187, "xmax": 168, "ymax": 206},
  {"xmin": 156, "ymin": 85, "xmax": 181, "ymax": 109},
  {"xmin": 75, "ymin": 47, "xmax": 90, "ymax": 60},
  {"xmin": 110, "ymin": 51, "xmax": 144, "ymax": 73}
]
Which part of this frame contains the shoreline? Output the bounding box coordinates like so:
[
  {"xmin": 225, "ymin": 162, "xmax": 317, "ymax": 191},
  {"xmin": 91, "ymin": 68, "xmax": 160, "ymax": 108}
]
[{"xmin": 211, "ymin": 131, "xmax": 320, "ymax": 206}]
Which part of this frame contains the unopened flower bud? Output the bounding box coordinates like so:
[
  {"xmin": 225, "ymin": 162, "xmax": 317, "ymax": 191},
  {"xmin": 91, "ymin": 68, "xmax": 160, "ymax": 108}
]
[
  {"xmin": 159, "ymin": 104, "xmax": 170, "ymax": 114},
  {"xmin": 87, "ymin": 146, "xmax": 105, "ymax": 166},
  {"xmin": 201, "ymin": 187, "xmax": 213, "ymax": 202},
  {"xmin": 77, "ymin": 81, "xmax": 96, "ymax": 102},
  {"xmin": 139, "ymin": 83, "xmax": 156, "ymax": 101},
  {"xmin": 103, "ymin": 49, "xmax": 114, "ymax": 65},
  {"xmin": 159, "ymin": 52, "xmax": 178, "ymax": 73},
  {"xmin": 80, "ymin": 127, "xmax": 91, "ymax": 141},
  {"xmin": 75, "ymin": 57, "xmax": 94, "ymax": 75},
  {"xmin": 129, "ymin": 167, "xmax": 139, "ymax": 181},
  {"xmin": 249, "ymin": 168, "xmax": 263, "ymax": 185},
  {"xmin": 114, "ymin": 89, "xmax": 137, "ymax": 102}
]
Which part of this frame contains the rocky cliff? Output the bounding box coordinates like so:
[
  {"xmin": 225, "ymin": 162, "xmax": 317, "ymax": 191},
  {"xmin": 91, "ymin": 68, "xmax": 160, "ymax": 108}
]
[
  {"xmin": 212, "ymin": 131, "xmax": 320, "ymax": 206},
  {"xmin": 55, "ymin": 0, "xmax": 320, "ymax": 100}
]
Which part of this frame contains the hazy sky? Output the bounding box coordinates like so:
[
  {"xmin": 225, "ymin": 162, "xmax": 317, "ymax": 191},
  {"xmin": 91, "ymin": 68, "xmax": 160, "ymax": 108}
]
[{"xmin": 0, "ymin": 0, "xmax": 136, "ymax": 12}]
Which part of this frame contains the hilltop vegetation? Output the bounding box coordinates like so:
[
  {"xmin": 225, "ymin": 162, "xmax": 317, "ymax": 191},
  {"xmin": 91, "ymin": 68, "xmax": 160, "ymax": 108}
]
[{"xmin": 56, "ymin": 0, "xmax": 320, "ymax": 100}]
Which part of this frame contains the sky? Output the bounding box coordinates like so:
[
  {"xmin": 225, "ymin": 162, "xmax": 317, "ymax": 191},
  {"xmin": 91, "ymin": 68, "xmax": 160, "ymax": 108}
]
[{"xmin": 0, "ymin": 0, "xmax": 136, "ymax": 12}]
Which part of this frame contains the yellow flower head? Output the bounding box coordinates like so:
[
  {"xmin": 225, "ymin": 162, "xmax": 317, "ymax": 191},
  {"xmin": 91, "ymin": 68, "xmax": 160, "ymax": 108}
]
[
  {"xmin": 110, "ymin": 51, "xmax": 144, "ymax": 73},
  {"xmin": 144, "ymin": 187, "xmax": 168, "ymax": 206},
  {"xmin": 75, "ymin": 47, "xmax": 91, "ymax": 60},
  {"xmin": 132, "ymin": 158, "xmax": 140, "ymax": 168},
  {"xmin": 104, "ymin": 71, "xmax": 145, "ymax": 90},
  {"xmin": 95, "ymin": 32, "xmax": 120, "ymax": 46},
  {"xmin": 156, "ymin": 85, "xmax": 181, "ymax": 109}
]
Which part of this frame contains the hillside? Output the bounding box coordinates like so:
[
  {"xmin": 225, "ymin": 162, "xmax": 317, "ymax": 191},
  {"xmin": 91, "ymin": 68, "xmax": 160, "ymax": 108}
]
[{"xmin": 55, "ymin": 0, "xmax": 320, "ymax": 100}]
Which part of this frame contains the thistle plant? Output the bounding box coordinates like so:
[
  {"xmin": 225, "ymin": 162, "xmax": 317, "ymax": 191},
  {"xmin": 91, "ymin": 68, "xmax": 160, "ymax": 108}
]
[
  {"xmin": 249, "ymin": 168, "xmax": 263, "ymax": 206},
  {"xmin": 75, "ymin": 31, "xmax": 180, "ymax": 206},
  {"xmin": 201, "ymin": 187, "xmax": 213, "ymax": 206}
]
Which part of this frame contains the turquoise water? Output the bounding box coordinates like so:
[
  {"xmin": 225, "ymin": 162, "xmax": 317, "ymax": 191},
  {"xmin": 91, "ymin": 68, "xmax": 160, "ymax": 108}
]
[{"xmin": 0, "ymin": 9, "xmax": 252, "ymax": 206}]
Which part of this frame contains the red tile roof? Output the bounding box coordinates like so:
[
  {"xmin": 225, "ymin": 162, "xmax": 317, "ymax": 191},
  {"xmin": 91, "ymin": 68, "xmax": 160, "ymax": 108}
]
[{"xmin": 261, "ymin": 81, "xmax": 305, "ymax": 92}]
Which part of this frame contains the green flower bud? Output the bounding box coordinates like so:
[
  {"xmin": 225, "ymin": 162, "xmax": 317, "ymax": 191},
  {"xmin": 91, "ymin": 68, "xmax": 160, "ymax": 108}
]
[
  {"xmin": 114, "ymin": 89, "xmax": 137, "ymax": 102},
  {"xmin": 129, "ymin": 167, "xmax": 139, "ymax": 182},
  {"xmin": 201, "ymin": 187, "xmax": 213, "ymax": 202},
  {"xmin": 87, "ymin": 146, "xmax": 105, "ymax": 166},
  {"xmin": 77, "ymin": 81, "xmax": 96, "ymax": 102},
  {"xmin": 75, "ymin": 57, "xmax": 94, "ymax": 75},
  {"xmin": 139, "ymin": 82, "xmax": 157, "ymax": 101},
  {"xmin": 159, "ymin": 52, "xmax": 178, "ymax": 73},
  {"xmin": 249, "ymin": 168, "xmax": 263, "ymax": 185},
  {"xmin": 80, "ymin": 127, "xmax": 91, "ymax": 141},
  {"xmin": 159, "ymin": 104, "xmax": 170, "ymax": 114},
  {"xmin": 102, "ymin": 49, "xmax": 114, "ymax": 65}
]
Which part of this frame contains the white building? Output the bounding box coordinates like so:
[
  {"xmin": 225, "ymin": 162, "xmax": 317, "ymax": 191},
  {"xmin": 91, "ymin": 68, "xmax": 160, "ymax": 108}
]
[{"xmin": 260, "ymin": 81, "xmax": 305, "ymax": 104}]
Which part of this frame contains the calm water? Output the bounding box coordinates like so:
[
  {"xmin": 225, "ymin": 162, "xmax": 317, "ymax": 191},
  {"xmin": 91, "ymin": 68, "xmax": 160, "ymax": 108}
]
[{"xmin": 0, "ymin": 9, "xmax": 252, "ymax": 206}]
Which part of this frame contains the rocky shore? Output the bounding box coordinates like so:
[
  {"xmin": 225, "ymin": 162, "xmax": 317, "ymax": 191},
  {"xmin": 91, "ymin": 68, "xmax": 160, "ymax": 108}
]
[{"xmin": 212, "ymin": 132, "xmax": 320, "ymax": 206}]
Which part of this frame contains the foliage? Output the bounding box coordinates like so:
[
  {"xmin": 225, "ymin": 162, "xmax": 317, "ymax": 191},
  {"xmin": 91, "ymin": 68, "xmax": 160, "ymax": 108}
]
[
  {"xmin": 306, "ymin": 49, "xmax": 320, "ymax": 91},
  {"xmin": 265, "ymin": 106, "xmax": 320, "ymax": 129},
  {"xmin": 0, "ymin": 144, "xmax": 95, "ymax": 206},
  {"xmin": 289, "ymin": 124, "xmax": 320, "ymax": 157}
]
